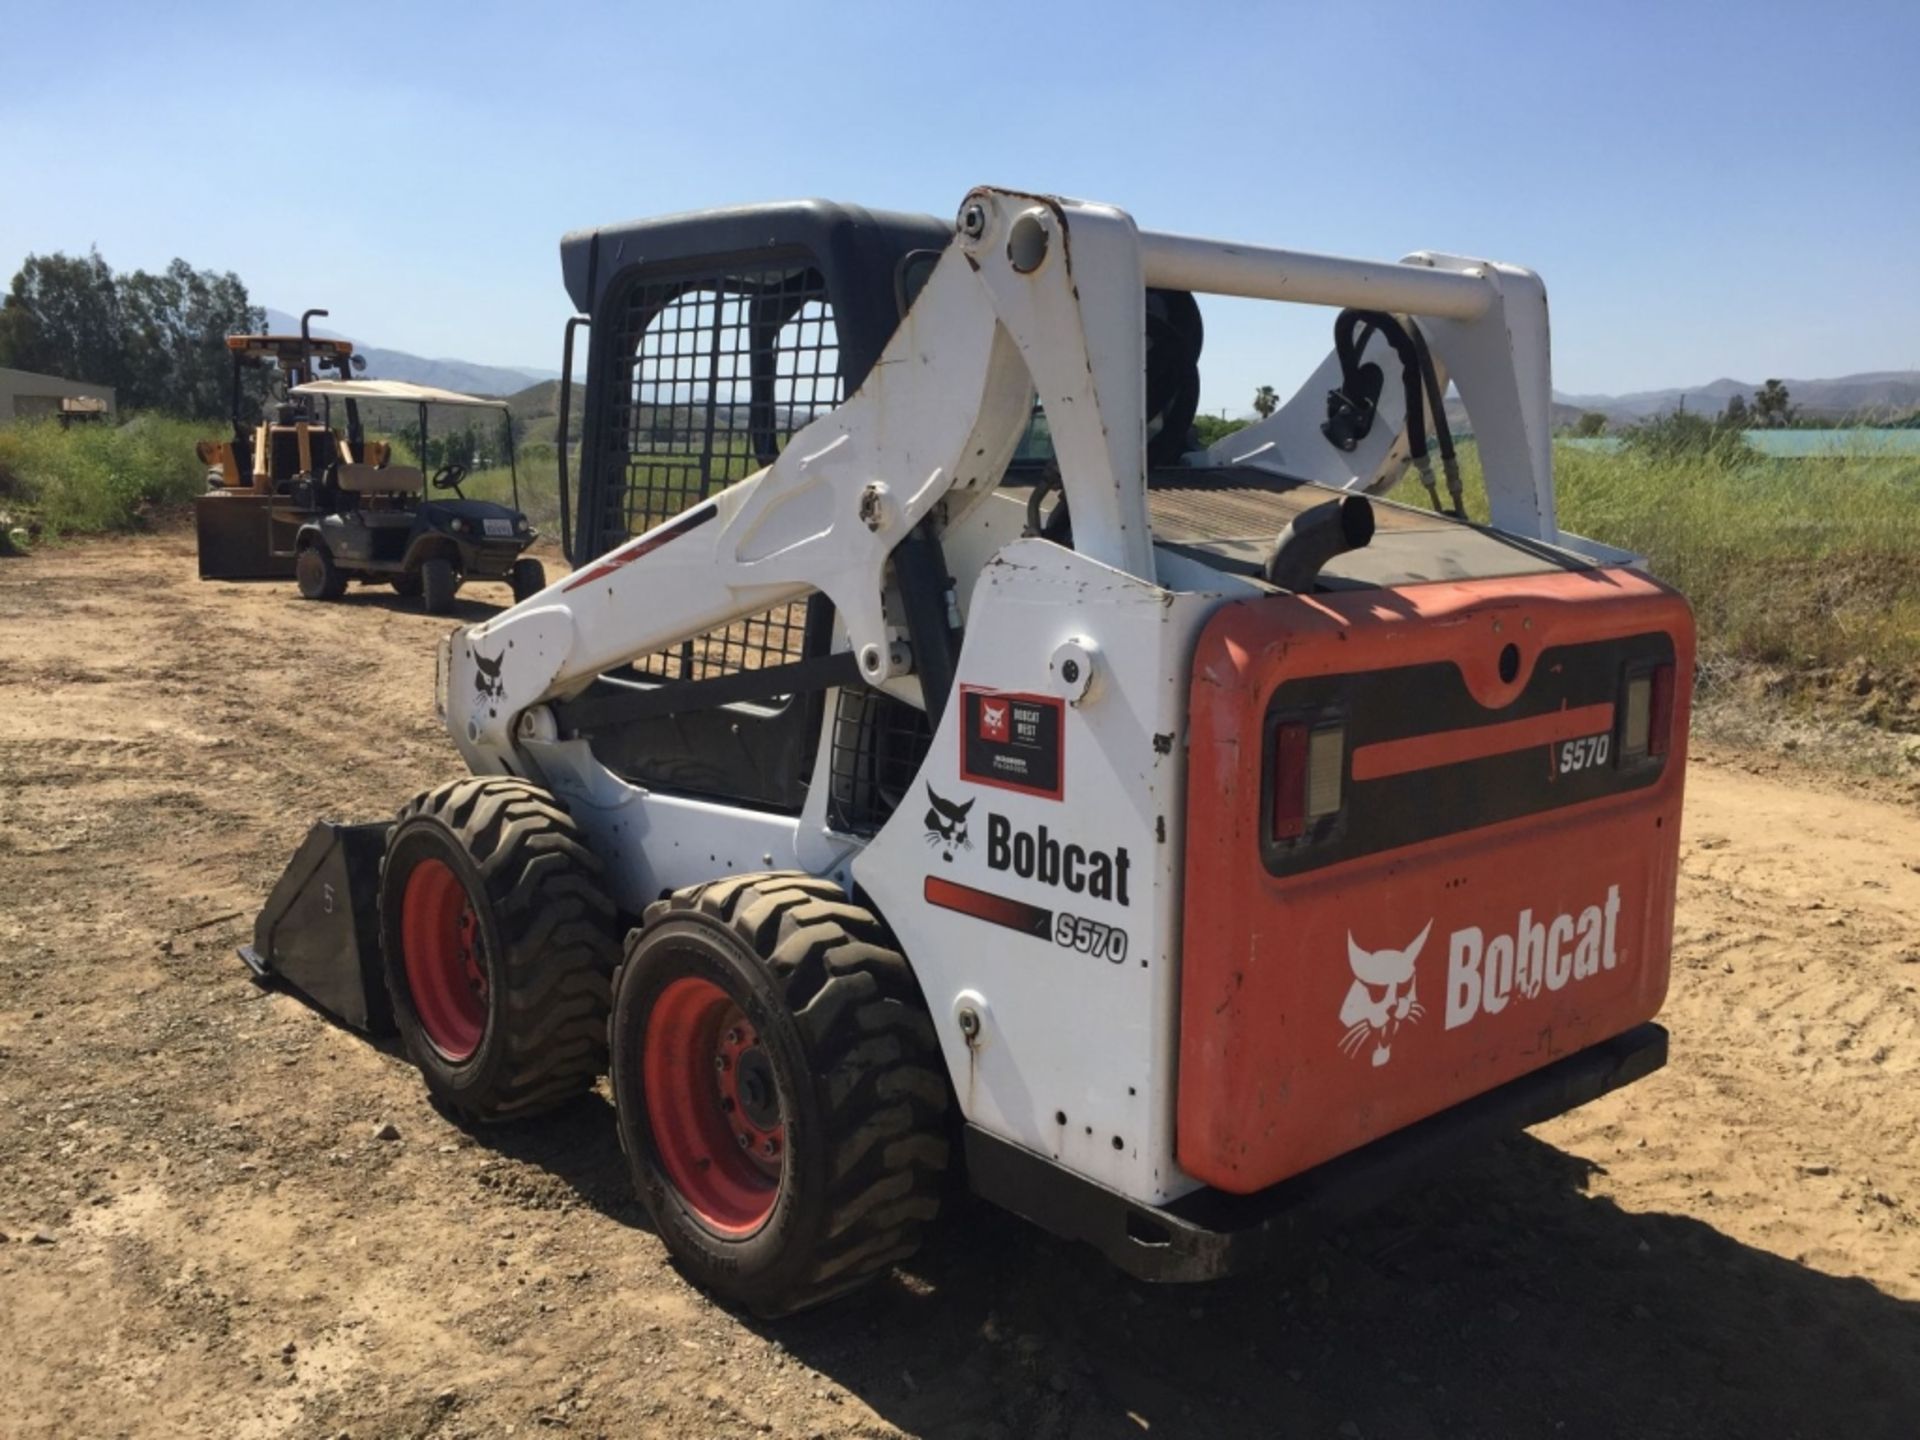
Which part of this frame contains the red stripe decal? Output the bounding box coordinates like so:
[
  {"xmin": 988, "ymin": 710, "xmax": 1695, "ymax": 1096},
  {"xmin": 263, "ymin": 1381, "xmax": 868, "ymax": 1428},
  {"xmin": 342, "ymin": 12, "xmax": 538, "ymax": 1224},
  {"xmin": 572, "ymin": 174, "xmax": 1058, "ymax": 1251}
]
[
  {"xmin": 924, "ymin": 875, "xmax": 1053, "ymax": 939},
  {"xmin": 1351, "ymin": 702, "xmax": 1615, "ymax": 782},
  {"xmin": 1351, "ymin": 706, "xmax": 1620, "ymax": 783},
  {"xmin": 561, "ymin": 503, "xmax": 716, "ymax": 593}
]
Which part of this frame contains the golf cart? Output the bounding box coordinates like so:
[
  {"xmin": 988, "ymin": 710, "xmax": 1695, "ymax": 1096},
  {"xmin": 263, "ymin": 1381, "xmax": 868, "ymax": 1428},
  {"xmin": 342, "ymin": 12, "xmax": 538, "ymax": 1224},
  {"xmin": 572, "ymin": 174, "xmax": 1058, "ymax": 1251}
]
[{"xmin": 282, "ymin": 378, "xmax": 543, "ymax": 613}]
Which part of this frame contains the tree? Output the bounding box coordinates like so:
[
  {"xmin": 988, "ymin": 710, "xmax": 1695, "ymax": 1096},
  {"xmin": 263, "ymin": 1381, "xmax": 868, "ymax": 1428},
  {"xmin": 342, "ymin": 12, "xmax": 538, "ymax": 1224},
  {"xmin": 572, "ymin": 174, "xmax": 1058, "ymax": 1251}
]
[
  {"xmin": 1191, "ymin": 414, "xmax": 1251, "ymax": 447},
  {"xmin": 1252, "ymin": 384, "xmax": 1279, "ymax": 419},
  {"xmin": 0, "ymin": 249, "xmax": 261, "ymax": 419},
  {"xmin": 1622, "ymin": 409, "xmax": 1754, "ymax": 466},
  {"xmin": 0, "ymin": 250, "xmax": 122, "ymax": 389},
  {"xmin": 1722, "ymin": 393, "xmax": 1750, "ymax": 427},
  {"xmin": 1574, "ymin": 411, "xmax": 1608, "ymax": 437},
  {"xmin": 1751, "ymin": 378, "xmax": 1794, "ymax": 429}
]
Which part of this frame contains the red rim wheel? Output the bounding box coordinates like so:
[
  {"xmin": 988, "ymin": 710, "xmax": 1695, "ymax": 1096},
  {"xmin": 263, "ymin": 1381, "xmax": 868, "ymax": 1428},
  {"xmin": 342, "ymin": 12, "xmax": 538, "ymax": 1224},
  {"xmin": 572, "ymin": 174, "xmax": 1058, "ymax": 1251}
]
[
  {"xmin": 643, "ymin": 975, "xmax": 784, "ymax": 1236},
  {"xmin": 399, "ymin": 857, "xmax": 488, "ymax": 1062}
]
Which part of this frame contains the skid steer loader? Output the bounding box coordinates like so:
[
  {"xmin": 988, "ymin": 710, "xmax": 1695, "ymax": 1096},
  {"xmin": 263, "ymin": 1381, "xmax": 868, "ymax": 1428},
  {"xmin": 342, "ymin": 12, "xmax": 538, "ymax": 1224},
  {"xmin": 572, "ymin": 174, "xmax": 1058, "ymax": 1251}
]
[{"xmin": 243, "ymin": 188, "xmax": 1692, "ymax": 1316}]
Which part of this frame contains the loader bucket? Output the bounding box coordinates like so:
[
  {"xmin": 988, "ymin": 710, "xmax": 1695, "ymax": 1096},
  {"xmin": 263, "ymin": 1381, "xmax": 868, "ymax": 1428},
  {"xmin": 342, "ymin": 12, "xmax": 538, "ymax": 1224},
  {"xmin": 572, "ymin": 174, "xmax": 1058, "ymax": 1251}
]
[
  {"xmin": 239, "ymin": 820, "xmax": 396, "ymax": 1035},
  {"xmin": 196, "ymin": 494, "xmax": 297, "ymax": 579}
]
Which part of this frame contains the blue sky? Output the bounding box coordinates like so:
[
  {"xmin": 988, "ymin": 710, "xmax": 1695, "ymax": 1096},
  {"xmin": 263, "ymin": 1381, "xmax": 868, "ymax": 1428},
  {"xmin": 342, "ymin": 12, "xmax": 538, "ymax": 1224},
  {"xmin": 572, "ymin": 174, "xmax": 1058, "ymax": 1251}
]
[{"xmin": 2, "ymin": 0, "xmax": 1915, "ymax": 412}]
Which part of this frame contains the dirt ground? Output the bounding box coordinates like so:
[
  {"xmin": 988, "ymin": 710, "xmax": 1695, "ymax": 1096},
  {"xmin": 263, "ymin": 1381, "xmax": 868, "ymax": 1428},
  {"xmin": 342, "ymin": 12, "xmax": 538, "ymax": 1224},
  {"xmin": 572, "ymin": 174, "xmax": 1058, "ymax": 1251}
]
[{"xmin": 2, "ymin": 530, "xmax": 1918, "ymax": 1440}]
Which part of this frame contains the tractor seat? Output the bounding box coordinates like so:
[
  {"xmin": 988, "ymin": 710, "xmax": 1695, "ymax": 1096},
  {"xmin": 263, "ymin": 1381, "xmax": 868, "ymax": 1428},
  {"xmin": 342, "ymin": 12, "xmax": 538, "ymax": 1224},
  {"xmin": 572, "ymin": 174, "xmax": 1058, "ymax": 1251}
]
[{"xmin": 336, "ymin": 462, "xmax": 423, "ymax": 495}]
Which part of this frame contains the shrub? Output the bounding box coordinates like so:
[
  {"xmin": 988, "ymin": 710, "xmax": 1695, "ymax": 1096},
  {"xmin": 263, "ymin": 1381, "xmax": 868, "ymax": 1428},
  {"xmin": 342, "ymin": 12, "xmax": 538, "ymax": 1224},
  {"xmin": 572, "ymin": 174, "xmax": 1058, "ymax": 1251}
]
[{"xmin": 0, "ymin": 414, "xmax": 210, "ymax": 535}]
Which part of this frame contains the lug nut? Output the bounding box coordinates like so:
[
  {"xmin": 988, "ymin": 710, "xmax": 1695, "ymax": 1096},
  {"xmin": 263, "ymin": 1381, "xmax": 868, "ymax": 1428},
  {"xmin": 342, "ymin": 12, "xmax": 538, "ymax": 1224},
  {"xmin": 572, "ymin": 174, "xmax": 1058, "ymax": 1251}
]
[
  {"xmin": 762, "ymin": 1138, "xmax": 780, "ymax": 1157},
  {"xmin": 736, "ymin": 1133, "xmax": 751, "ymax": 1149},
  {"xmin": 713, "ymin": 1053, "xmax": 729, "ymax": 1072}
]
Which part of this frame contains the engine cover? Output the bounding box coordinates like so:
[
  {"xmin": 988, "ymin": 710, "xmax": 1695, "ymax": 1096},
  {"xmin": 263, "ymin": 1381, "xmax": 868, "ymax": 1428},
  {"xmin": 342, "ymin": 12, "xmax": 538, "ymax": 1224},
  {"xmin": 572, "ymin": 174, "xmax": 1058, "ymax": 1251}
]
[{"xmin": 1176, "ymin": 568, "xmax": 1693, "ymax": 1194}]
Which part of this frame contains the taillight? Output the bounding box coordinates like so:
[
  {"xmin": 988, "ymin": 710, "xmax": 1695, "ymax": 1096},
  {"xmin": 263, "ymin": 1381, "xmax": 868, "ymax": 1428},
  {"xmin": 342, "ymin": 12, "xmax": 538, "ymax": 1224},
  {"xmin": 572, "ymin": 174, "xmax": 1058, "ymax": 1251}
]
[
  {"xmin": 1271, "ymin": 720, "xmax": 1345, "ymax": 840},
  {"xmin": 1647, "ymin": 662, "xmax": 1676, "ymax": 756},
  {"xmin": 1622, "ymin": 662, "xmax": 1676, "ymax": 760}
]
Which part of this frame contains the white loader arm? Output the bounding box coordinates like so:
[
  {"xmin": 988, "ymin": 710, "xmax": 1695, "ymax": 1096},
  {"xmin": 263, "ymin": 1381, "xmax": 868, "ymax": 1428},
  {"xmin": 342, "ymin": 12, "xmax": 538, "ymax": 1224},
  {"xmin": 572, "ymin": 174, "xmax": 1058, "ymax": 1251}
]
[
  {"xmin": 443, "ymin": 188, "xmax": 1158, "ymax": 770},
  {"xmin": 441, "ymin": 186, "xmax": 1595, "ymax": 772}
]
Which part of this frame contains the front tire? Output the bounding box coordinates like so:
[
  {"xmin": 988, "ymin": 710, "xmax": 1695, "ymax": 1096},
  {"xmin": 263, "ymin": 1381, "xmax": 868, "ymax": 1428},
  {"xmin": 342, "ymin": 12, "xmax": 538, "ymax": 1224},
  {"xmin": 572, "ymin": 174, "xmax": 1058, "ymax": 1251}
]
[
  {"xmin": 420, "ymin": 556, "xmax": 459, "ymax": 613},
  {"xmin": 295, "ymin": 543, "xmax": 346, "ymax": 600},
  {"xmin": 379, "ymin": 778, "xmax": 619, "ymax": 1121},
  {"xmin": 610, "ymin": 873, "xmax": 951, "ymax": 1317},
  {"xmin": 510, "ymin": 556, "xmax": 547, "ymax": 605}
]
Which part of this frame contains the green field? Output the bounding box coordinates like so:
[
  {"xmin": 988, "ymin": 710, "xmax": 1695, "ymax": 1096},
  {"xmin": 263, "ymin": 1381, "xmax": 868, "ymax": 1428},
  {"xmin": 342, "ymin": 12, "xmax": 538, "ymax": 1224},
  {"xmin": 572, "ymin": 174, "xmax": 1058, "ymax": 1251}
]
[{"xmin": 1516, "ymin": 441, "xmax": 1920, "ymax": 689}]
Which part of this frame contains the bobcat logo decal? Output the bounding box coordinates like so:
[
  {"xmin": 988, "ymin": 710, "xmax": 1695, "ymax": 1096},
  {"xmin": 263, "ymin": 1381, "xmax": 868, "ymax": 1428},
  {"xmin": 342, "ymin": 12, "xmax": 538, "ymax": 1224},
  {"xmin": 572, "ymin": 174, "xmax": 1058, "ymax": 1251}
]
[
  {"xmin": 1339, "ymin": 921, "xmax": 1430, "ymax": 1068},
  {"xmin": 979, "ymin": 699, "xmax": 1010, "ymax": 743},
  {"xmin": 472, "ymin": 646, "xmax": 507, "ymax": 718},
  {"xmin": 923, "ymin": 784, "xmax": 975, "ymax": 862}
]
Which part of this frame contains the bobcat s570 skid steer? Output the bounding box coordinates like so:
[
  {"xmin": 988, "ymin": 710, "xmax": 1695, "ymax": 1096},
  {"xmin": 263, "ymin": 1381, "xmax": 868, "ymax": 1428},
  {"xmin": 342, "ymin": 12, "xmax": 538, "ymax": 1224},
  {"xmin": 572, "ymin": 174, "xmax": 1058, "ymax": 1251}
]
[{"xmin": 243, "ymin": 187, "xmax": 1692, "ymax": 1316}]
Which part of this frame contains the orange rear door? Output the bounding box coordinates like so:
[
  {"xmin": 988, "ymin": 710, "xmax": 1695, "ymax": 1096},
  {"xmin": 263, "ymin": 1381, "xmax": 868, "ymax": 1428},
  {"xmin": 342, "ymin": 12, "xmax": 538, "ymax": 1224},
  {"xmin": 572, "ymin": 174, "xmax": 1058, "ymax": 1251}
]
[{"xmin": 1177, "ymin": 568, "xmax": 1693, "ymax": 1195}]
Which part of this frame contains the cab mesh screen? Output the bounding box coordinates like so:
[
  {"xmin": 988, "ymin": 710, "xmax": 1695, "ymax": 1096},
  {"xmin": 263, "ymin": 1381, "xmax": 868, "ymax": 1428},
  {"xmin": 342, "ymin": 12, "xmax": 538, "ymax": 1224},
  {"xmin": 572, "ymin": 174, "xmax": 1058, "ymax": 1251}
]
[{"xmin": 600, "ymin": 262, "xmax": 842, "ymax": 679}]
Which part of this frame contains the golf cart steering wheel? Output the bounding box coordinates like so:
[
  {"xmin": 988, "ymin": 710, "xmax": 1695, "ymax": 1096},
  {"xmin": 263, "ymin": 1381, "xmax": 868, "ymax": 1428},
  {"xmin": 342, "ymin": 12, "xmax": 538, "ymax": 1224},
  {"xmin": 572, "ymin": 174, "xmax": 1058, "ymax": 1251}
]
[{"xmin": 431, "ymin": 463, "xmax": 468, "ymax": 492}]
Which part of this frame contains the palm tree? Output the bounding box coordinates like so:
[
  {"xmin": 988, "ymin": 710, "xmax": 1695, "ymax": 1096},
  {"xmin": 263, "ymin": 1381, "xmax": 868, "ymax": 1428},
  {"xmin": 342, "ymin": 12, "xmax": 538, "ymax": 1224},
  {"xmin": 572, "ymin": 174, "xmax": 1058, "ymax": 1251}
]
[{"xmin": 1253, "ymin": 385, "xmax": 1279, "ymax": 419}]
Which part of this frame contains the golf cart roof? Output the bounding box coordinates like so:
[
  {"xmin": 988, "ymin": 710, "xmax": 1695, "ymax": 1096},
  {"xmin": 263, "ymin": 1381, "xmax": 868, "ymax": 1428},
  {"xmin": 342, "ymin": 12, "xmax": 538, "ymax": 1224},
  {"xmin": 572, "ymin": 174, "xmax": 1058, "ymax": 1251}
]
[{"xmin": 288, "ymin": 378, "xmax": 509, "ymax": 410}]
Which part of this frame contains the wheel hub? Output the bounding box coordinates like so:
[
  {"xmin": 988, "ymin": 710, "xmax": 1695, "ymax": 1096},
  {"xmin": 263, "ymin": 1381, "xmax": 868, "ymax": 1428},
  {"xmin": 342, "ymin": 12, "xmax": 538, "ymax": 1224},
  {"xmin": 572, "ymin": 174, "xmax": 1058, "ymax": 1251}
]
[
  {"xmin": 643, "ymin": 975, "xmax": 785, "ymax": 1234},
  {"xmin": 399, "ymin": 857, "xmax": 488, "ymax": 1062}
]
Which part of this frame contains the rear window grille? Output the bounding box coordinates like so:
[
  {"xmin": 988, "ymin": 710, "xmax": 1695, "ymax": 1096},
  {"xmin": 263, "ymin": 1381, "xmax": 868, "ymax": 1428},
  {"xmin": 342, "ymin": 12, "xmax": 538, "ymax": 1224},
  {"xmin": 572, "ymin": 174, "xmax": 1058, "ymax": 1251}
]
[
  {"xmin": 629, "ymin": 599, "xmax": 812, "ymax": 683},
  {"xmin": 828, "ymin": 686, "xmax": 934, "ymax": 835},
  {"xmin": 598, "ymin": 263, "xmax": 841, "ymax": 545}
]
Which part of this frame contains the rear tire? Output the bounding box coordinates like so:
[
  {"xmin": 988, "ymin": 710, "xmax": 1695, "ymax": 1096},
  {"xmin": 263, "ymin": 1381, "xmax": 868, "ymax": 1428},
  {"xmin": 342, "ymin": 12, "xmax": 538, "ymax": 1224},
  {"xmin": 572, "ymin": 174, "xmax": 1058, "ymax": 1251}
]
[
  {"xmin": 296, "ymin": 543, "xmax": 346, "ymax": 600},
  {"xmin": 610, "ymin": 873, "xmax": 951, "ymax": 1317},
  {"xmin": 510, "ymin": 556, "xmax": 547, "ymax": 605},
  {"xmin": 420, "ymin": 556, "xmax": 458, "ymax": 614},
  {"xmin": 379, "ymin": 777, "xmax": 619, "ymax": 1121}
]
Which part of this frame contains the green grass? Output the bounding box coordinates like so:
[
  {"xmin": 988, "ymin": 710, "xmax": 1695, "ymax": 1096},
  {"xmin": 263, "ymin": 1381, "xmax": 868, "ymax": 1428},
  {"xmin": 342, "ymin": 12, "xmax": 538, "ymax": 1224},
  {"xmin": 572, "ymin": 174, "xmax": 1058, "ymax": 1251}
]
[
  {"xmin": 0, "ymin": 414, "xmax": 211, "ymax": 537},
  {"xmin": 1456, "ymin": 438, "xmax": 1920, "ymax": 693},
  {"xmin": 461, "ymin": 451, "xmax": 565, "ymax": 536}
]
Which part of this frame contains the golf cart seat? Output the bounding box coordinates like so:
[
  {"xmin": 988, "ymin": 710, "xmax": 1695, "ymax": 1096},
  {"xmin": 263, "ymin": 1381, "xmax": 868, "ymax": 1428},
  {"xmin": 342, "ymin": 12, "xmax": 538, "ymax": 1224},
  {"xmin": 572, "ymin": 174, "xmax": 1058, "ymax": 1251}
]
[{"xmin": 336, "ymin": 462, "xmax": 423, "ymax": 495}]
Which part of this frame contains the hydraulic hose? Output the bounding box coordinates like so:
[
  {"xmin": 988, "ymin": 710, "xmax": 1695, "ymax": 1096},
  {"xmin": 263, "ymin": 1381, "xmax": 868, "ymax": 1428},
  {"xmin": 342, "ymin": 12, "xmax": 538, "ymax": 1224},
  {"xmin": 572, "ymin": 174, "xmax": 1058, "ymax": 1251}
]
[
  {"xmin": 1406, "ymin": 321, "xmax": 1463, "ymax": 517},
  {"xmin": 1325, "ymin": 309, "xmax": 1444, "ymax": 511}
]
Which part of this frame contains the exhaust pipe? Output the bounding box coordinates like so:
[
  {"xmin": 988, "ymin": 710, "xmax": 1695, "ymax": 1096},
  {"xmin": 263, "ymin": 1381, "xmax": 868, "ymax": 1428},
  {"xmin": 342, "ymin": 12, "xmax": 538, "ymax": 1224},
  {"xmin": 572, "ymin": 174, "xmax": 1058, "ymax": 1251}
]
[{"xmin": 1264, "ymin": 494, "xmax": 1375, "ymax": 591}]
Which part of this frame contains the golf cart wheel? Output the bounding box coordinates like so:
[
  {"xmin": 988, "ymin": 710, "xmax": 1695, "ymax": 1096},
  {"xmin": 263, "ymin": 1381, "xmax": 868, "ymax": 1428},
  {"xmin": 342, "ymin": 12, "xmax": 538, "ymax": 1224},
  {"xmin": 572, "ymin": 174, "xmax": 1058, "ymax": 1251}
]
[
  {"xmin": 611, "ymin": 873, "xmax": 950, "ymax": 1317},
  {"xmin": 379, "ymin": 777, "xmax": 619, "ymax": 1121},
  {"xmin": 420, "ymin": 557, "xmax": 459, "ymax": 614},
  {"xmin": 295, "ymin": 543, "xmax": 346, "ymax": 601},
  {"xmin": 511, "ymin": 557, "xmax": 547, "ymax": 605}
]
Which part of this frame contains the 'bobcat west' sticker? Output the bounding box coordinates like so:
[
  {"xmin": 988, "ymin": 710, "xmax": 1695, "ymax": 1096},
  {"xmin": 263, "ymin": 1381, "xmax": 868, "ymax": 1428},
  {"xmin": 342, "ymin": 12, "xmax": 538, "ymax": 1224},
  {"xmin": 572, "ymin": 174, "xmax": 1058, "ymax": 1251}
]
[{"xmin": 960, "ymin": 686, "xmax": 1063, "ymax": 800}]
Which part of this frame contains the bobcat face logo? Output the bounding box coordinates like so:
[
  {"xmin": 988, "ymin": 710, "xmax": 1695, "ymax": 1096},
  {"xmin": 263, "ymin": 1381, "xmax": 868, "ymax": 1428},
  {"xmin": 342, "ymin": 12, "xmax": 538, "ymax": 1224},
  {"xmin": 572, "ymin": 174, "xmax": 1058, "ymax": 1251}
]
[
  {"xmin": 923, "ymin": 784, "xmax": 975, "ymax": 862},
  {"xmin": 979, "ymin": 700, "xmax": 1010, "ymax": 743},
  {"xmin": 1339, "ymin": 921, "xmax": 1430, "ymax": 1068},
  {"xmin": 472, "ymin": 647, "xmax": 507, "ymax": 717}
]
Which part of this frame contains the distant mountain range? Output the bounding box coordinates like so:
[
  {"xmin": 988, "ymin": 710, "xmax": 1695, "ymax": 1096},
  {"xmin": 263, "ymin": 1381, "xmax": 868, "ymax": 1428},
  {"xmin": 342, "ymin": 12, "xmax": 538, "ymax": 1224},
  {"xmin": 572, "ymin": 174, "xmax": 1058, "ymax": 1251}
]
[
  {"xmin": 261, "ymin": 309, "xmax": 555, "ymax": 396},
  {"xmin": 1554, "ymin": 371, "xmax": 1920, "ymax": 424}
]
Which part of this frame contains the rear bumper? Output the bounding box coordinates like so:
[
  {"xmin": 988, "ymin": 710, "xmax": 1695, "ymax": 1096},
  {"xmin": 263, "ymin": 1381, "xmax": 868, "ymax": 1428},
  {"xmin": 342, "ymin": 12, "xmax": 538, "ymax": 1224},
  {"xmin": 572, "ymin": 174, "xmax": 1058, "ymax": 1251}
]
[{"xmin": 966, "ymin": 1021, "xmax": 1666, "ymax": 1282}]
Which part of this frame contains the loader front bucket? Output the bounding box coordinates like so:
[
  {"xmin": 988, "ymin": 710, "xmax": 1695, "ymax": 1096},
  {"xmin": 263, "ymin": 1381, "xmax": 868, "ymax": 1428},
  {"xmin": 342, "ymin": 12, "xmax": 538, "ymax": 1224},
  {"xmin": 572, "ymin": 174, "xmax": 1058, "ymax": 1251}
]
[
  {"xmin": 239, "ymin": 820, "xmax": 395, "ymax": 1035},
  {"xmin": 195, "ymin": 494, "xmax": 297, "ymax": 579}
]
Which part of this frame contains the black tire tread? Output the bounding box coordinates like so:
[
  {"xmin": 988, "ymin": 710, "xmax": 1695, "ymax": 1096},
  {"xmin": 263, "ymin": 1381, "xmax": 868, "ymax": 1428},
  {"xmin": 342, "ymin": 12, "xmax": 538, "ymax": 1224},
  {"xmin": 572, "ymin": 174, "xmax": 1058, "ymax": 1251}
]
[
  {"xmin": 385, "ymin": 777, "xmax": 617, "ymax": 1120},
  {"xmin": 639, "ymin": 871, "xmax": 950, "ymax": 1313}
]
